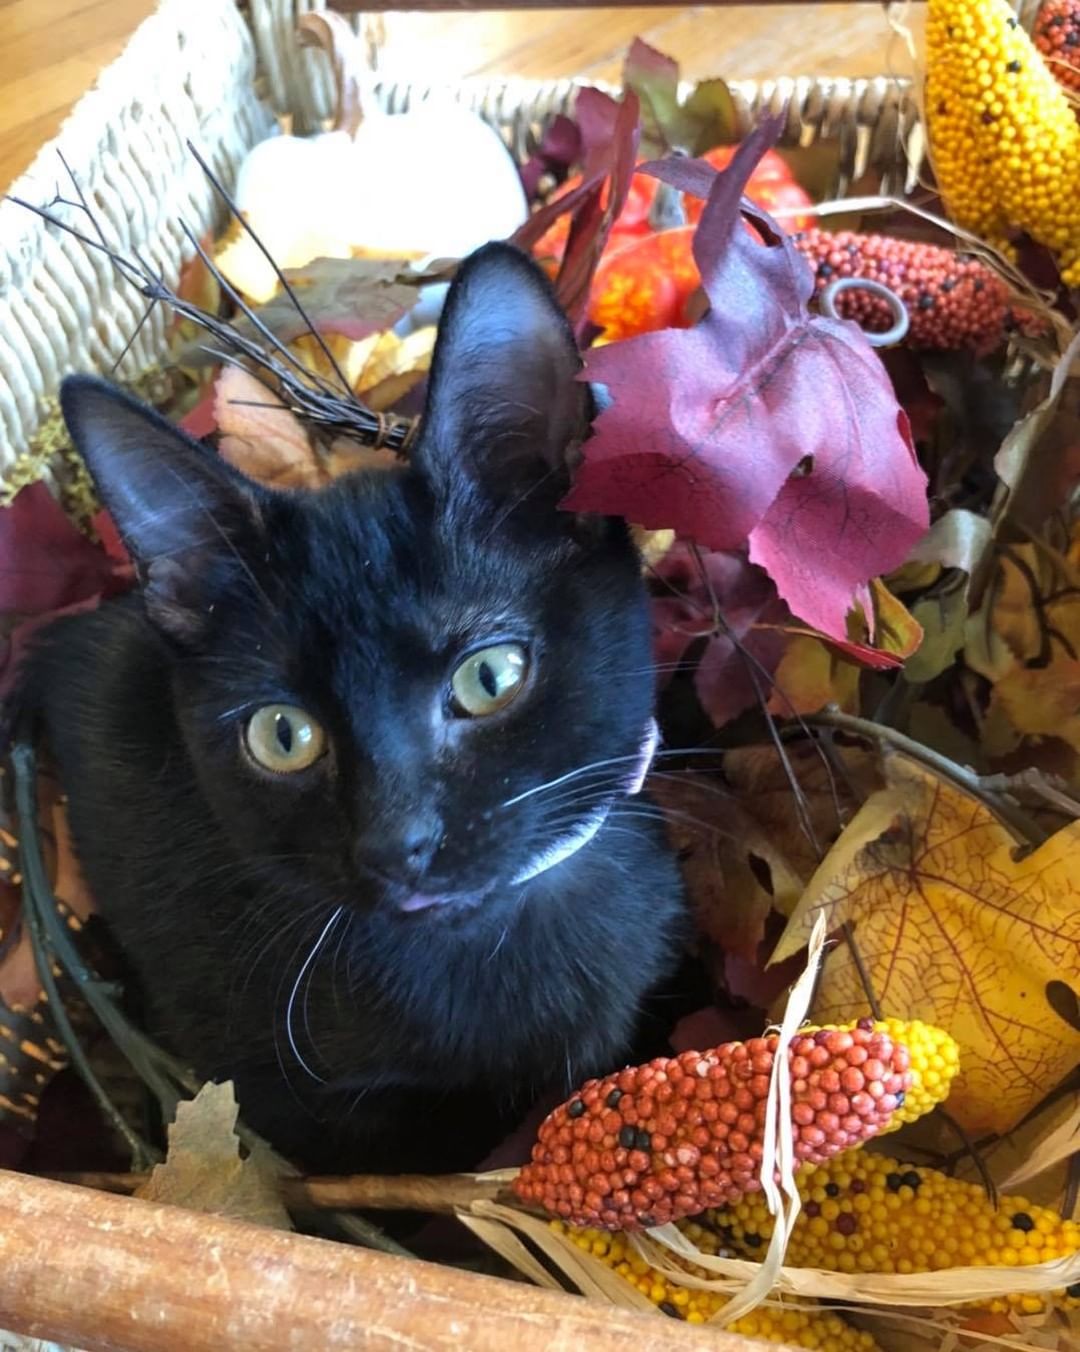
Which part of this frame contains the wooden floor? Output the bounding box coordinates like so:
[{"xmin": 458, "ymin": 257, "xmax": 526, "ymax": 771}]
[{"xmin": 0, "ymin": 1, "xmax": 904, "ymax": 192}]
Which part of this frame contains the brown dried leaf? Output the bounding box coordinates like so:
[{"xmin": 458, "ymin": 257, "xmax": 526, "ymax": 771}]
[
  {"xmin": 722, "ymin": 742, "xmax": 882, "ymax": 882},
  {"xmin": 650, "ymin": 774, "xmax": 803, "ymax": 961},
  {"xmin": 772, "ymin": 753, "xmax": 1080, "ymax": 1135},
  {"xmin": 214, "ymin": 367, "xmax": 325, "ymax": 489},
  {"xmin": 136, "ymin": 1082, "xmax": 291, "ymax": 1230}
]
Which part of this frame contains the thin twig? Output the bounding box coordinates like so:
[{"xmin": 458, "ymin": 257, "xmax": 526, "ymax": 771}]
[
  {"xmin": 937, "ymin": 1107, "xmax": 998, "ymax": 1208},
  {"xmin": 6, "ymin": 177, "xmax": 415, "ymax": 452},
  {"xmin": 183, "ymin": 140, "xmax": 354, "ymax": 397},
  {"xmin": 51, "ymin": 1169, "xmax": 518, "ymax": 1215},
  {"xmin": 838, "ymin": 922, "xmax": 884, "ymax": 1021},
  {"xmin": 792, "ymin": 709, "xmax": 1049, "ymax": 847}
]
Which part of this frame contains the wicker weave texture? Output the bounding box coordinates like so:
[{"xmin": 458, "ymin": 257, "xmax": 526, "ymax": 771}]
[{"xmin": 0, "ymin": 0, "xmax": 929, "ymax": 474}]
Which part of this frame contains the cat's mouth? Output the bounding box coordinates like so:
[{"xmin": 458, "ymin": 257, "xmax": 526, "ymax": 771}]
[{"xmin": 394, "ymin": 889, "xmax": 487, "ymax": 915}]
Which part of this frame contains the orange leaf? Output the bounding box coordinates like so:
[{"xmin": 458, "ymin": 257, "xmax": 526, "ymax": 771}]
[
  {"xmin": 772, "ymin": 753, "xmax": 1080, "ymax": 1135},
  {"xmin": 213, "ymin": 367, "xmax": 325, "ymax": 490}
]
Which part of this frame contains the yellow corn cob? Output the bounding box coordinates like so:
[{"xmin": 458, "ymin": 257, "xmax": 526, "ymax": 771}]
[
  {"xmin": 557, "ymin": 1219, "xmax": 881, "ymax": 1347},
  {"xmin": 926, "ymin": 0, "xmax": 1080, "ymax": 285},
  {"xmin": 710, "ymin": 1151, "xmax": 1080, "ymax": 1315}
]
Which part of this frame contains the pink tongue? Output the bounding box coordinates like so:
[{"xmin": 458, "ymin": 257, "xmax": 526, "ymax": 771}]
[{"xmin": 397, "ymin": 892, "xmax": 450, "ymax": 913}]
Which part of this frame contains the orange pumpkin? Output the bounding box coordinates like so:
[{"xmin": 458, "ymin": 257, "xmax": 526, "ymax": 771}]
[{"xmin": 533, "ymin": 145, "xmax": 811, "ymax": 264}]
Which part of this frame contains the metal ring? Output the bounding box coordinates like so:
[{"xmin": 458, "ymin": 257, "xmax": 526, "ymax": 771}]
[{"xmin": 819, "ymin": 276, "xmax": 910, "ymax": 348}]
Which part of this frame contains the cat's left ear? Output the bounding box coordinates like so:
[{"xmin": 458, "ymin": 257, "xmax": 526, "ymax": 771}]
[
  {"xmin": 60, "ymin": 375, "xmax": 267, "ymax": 640},
  {"xmin": 414, "ymin": 242, "xmax": 590, "ymax": 504}
]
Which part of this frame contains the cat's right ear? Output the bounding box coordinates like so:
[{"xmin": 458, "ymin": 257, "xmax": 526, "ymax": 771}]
[{"xmin": 60, "ymin": 375, "xmax": 266, "ymax": 640}]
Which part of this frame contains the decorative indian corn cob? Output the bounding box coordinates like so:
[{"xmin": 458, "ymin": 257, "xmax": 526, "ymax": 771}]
[
  {"xmin": 792, "ymin": 229, "xmax": 1016, "ymax": 352},
  {"xmin": 514, "ymin": 1019, "xmax": 958, "ymax": 1231},
  {"xmin": 1034, "ymin": 0, "xmax": 1080, "ymax": 93},
  {"xmin": 557, "ymin": 1219, "xmax": 881, "ymax": 1345},
  {"xmin": 926, "ymin": 0, "xmax": 1080, "ymax": 286},
  {"xmin": 710, "ymin": 1150, "xmax": 1080, "ymax": 1315}
]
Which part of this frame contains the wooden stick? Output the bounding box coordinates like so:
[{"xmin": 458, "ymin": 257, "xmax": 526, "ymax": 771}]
[
  {"xmin": 52, "ymin": 1168, "xmax": 518, "ymax": 1214},
  {"xmin": 0, "ymin": 1169, "xmax": 762, "ymax": 1351}
]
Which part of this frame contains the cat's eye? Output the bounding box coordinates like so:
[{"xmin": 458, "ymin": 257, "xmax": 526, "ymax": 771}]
[
  {"xmin": 450, "ymin": 643, "xmax": 528, "ymax": 717},
  {"xmin": 244, "ymin": 704, "xmax": 327, "ymax": 773}
]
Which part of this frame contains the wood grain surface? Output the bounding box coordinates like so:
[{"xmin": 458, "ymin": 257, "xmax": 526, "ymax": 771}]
[
  {"xmin": 0, "ymin": 1, "xmax": 902, "ymax": 191},
  {"xmin": 0, "ymin": 1168, "xmax": 779, "ymax": 1351}
]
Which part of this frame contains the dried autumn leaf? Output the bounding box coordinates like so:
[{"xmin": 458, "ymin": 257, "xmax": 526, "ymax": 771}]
[
  {"xmin": 235, "ymin": 256, "xmax": 425, "ymax": 348},
  {"xmin": 355, "ymin": 326, "xmax": 436, "ymax": 412},
  {"xmin": 771, "ymin": 753, "xmax": 1080, "ymax": 1135},
  {"xmin": 214, "ymin": 366, "xmax": 324, "ymax": 489},
  {"xmin": 0, "ymin": 484, "xmax": 133, "ymax": 702},
  {"xmin": 968, "ymin": 543, "xmax": 1080, "ymax": 677},
  {"xmin": 136, "ymin": 1082, "xmax": 290, "ymax": 1230},
  {"xmin": 994, "ymin": 328, "xmax": 1080, "ymax": 536},
  {"xmin": 990, "ymin": 657, "xmax": 1080, "ymax": 753},
  {"xmin": 722, "ymin": 740, "xmax": 881, "ymax": 882},
  {"xmin": 649, "ymin": 773, "xmax": 803, "ymax": 961},
  {"xmin": 562, "ymin": 123, "xmax": 929, "ymax": 641},
  {"xmin": 513, "ymin": 88, "xmax": 641, "ymax": 328}
]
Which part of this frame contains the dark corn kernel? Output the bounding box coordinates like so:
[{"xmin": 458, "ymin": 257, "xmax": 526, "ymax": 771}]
[{"xmin": 567, "ymin": 1098, "xmax": 586, "ymax": 1119}]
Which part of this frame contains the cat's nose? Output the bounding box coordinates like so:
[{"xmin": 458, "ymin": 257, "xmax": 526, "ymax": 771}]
[{"xmin": 355, "ymin": 811, "xmax": 444, "ymax": 885}]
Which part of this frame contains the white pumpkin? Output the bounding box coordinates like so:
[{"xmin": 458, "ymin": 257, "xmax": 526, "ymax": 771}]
[{"xmin": 216, "ymin": 13, "xmax": 526, "ymax": 305}]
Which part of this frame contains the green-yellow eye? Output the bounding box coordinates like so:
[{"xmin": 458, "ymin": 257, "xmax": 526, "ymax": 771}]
[
  {"xmin": 450, "ymin": 643, "xmax": 528, "ymax": 717},
  {"xmin": 244, "ymin": 704, "xmax": 327, "ymax": 773}
]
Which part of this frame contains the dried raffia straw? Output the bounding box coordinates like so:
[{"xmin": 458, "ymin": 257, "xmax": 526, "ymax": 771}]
[
  {"xmin": 1000, "ymin": 1095, "xmax": 1080, "ymax": 1194},
  {"xmin": 643, "ymin": 909, "xmax": 829, "ymax": 1326},
  {"xmin": 631, "ymin": 1227, "xmax": 1080, "ymax": 1310}
]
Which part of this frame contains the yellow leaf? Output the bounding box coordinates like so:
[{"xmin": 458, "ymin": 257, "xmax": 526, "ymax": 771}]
[
  {"xmin": 214, "ymin": 366, "xmax": 324, "ymax": 490},
  {"xmin": 767, "ymin": 634, "xmax": 860, "ymax": 717},
  {"xmin": 990, "ymin": 657, "xmax": 1080, "ymax": 754},
  {"xmin": 771, "ymin": 754, "xmax": 1080, "ymax": 1135},
  {"xmin": 355, "ymin": 326, "xmax": 435, "ymax": 412},
  {"xmin": 869, "ymin": 577, "xmax": 924, "ymax": 660},
  {"xmin": 629, "ymin": 526, "xmax": 674, "ymax": 569},
  {"xmin": 969, "ymin": 544, "xmax": 1080, "ymax": 674},
  {"xmin": 136, "ymin": 1082, "xmax": 291, "ymax": 1230}
]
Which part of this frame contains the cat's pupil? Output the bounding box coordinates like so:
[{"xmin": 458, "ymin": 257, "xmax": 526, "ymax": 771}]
[
  {"xmin": 275, "ymin": 714, "xmax": 293, "ymax": 754},
  {"xmin": 478, "ymin": 662, "xmax": 498, "ymax": 698}
]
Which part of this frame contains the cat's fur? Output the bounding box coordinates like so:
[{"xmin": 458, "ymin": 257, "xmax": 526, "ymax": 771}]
[{"xmin": 22, "ymin": 244, "xmax": 687, "ymax": 1172}]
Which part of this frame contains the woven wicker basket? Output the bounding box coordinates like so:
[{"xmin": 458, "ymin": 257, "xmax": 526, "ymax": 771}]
[
  {"xmin": 0, "ymin": 0, "xmax": 947, "ymax": 486},
  {"xmin": 0, "ymin": 5, "xmax": 1051, "ymax": 1348}
]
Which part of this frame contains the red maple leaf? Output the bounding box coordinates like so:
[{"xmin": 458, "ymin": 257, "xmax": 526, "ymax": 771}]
[
  {"xmin": 651, "ymin": 544, "xmax": 790, "ymax": 727},
  {"xmin": 0, "ymin": 484, "xmax": 133, "ymax": 702},
  {"xmin": 562, "ymin": 121, "xmax": 929, "ymax": 641}
]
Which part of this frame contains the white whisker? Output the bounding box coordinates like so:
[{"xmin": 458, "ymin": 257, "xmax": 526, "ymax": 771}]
[{"xmin": 285, "ymin": 905, "xmax": 344, "ymax": 1083}]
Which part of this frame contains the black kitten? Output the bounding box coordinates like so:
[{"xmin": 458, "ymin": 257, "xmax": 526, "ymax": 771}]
[{"xmin": 22, "ymin": 244, "xmax": 687, "ymax": 1173}]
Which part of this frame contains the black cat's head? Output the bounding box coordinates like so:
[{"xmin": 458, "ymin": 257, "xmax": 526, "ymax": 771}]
[{"xmin": 60, "ymin": 244, "xmax": 656, "ymax": 922}]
